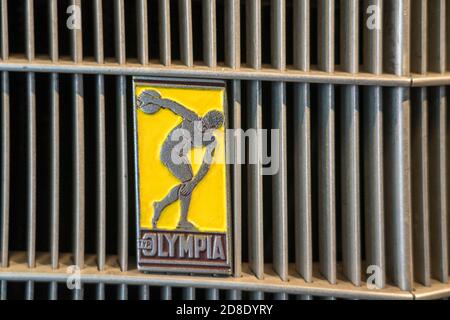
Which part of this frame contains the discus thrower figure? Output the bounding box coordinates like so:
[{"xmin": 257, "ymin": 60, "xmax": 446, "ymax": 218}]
[{"xmin": 137, "ymin": 90, "xmax": 224, "ymax": 231}]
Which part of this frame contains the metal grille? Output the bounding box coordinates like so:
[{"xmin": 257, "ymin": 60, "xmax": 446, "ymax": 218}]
[{"xmin": 0, "ymin": 0, "xmax": 449, "ymax": 300}]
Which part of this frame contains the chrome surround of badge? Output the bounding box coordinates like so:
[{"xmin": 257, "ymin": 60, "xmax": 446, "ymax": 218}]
[{"xmin": 133, "ymin": 77, "xmax": 232, "ymax": 275}]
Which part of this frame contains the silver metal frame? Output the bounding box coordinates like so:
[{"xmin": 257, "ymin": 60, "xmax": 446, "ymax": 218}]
[{"xmin": 132, "ymin": 76, "xmax": 233, "ymax": 276}]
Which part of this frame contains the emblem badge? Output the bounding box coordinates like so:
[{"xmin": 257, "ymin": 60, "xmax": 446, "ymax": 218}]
[{"xmin": 133, "ymin": 77, "xmax": 232, "ymax": 275}]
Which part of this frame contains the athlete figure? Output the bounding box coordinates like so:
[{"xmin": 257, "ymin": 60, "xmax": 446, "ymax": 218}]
[{"xmin": 137, "ymin": 90, "xmax": 224, "ymax": 230}]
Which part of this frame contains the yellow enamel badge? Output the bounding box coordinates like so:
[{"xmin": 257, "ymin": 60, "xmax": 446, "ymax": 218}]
[{"xmin": 133, "ymin": 77, "xmax": 232, "ymax": 275}]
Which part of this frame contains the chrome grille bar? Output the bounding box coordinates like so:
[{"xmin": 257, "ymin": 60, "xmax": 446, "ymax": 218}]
[
  {"xmin": 115, "ymin": 0, "xmax": 128, "ymax": 301},
  {"xmin": 0, "ymin": 0, "xmax": 8, "ymax": 300},
  {"xmin": 136, "ymin": 0, "xmax": 149, "ymax": 66},
  {"xmin": 25, "ymin": 0, "xmax": 35, "ymax": 300},
  {"xmin": 202, "ymin": 0, "xmax": 216, "ymax": 68},
  {"xmin": 231, "ymin": 79, "xmax": 242, "ymax": 278},
  {"xmin": 383, "ymin": 0, "xmax": 413, "ymax": 292},
  {"xmin": 48, "ymin": 0, "xmax": 59, "ymax": 301},
  {"xmin": 271, "ymin": 0, "xmax": 288, "ymax": 282},
  {"xmin": 340, "ymin": 0, "xmax": 361, "ymax": 287},
  {"xmin": 159, "ymin": 0, "xmax": 171, "ymax": 66},
  {"xmin": 317, "ymin": 0, "xmax": 336, "ymax": 285},
  {"xmin": 247, "ymin": 80, "xmax": 264, "ymax": 280},
  {"xmin": 225, "ymin": 0, "xmax": 240, "ymax": 69},
  {"xmin": 93, "ymin": 0, "xmax": 106, "ymax": 301},
  {"xmin": 293, "ymin": 0, "xmax": 312, "ymax": 284},
  {"xmin": 179, "ymin": 0, "xmax": 193, "ymax": 67},
  {"xmin": 428, "ymin": 0, "xmax": 448, "ymax": 285},
  {"xmin": 410, "ymin": 0, "xmax": 430, "ymax": 287},
  {"xmin": 363, "ymin": 0, "xmax": 386, "ymax": 289}
]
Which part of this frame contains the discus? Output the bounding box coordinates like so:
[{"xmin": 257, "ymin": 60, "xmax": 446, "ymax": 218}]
[{"xmin": 138, "ymin": 90, "xmax": 162, "ymax": 114}]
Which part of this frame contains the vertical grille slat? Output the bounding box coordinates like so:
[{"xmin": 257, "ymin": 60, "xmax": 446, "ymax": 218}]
[
  {"xmin": 246, "ymin": 0, "xmax": 261, "ymax": 70},
  {"xmin": 271, "ymin": 0, "xmax": 286, "ymax": 71},
  {"xmin": 136, "ymin": 0, "xmax": 149, "ymax": 65},
  {"xmin": 293, "ymin": 0, "xmax": 312, "ymax": 284},
  {"xmin": 49, "ymin": 0, "xmax": 59, "ymax": 269},
  {"xmin": 0, "ymin": 71, "xmax": 8, "ymax": 269},
  {"xmin": 93, "ymin": 0, "xmax": 104, "ymax": 65},
  {"xmin": 179, "ymin": 0, "xmax": 193, "ymax": 67},
  {"xmin": 293, "ymin": 81, "xmax": 312, "ymax": 282},
  {"xmin": 71, "ymin": 0, "xmax": 84, "ymax": 299},
  {"xmin": 428, "ymin": 0, "xmax": 446, "ymax": 74},
  {"xmin": 0, "ymin": 0, "xmax": 8, "ymax": 265},
  {"xmin": 247, "ymin": 80, "xmax": 264, "ymax": 280},
  {"xmin": 96, "ymin": 283, "xmax": 105, "ymax": 300},
  {"xmin": 139, "ymin": 285, "xmax": 150, "ymax": 300},
  {"xmin": 226, "ymin": 289, "xmax": 242, "ymax": 300},
  {"xmin": 249, "ymin": 290, "xmax": 264, "ymax": 300},
  {"xmin": 0, "ymin": 279, "xmax": 6, "ymax": 299},
  {"xmin": 114, "ymin": 0, "xmax": 126, "ymax": 65},
  {"xmin": 116, "ymin": 74, "xmax": 128, "ymax": 299},
  {"xmin": 411, "ymin": 86, "xmax": 430, "ymax": 286},
  {"xmin": 341, "ymin": 85, "xmax": 361, "ymax": 286},
  {"xmin": 225, "ymin": 0, "xmax": 240, "ymax": 69},
  {"xmin": 447, "ymin": 2, "xmax": 450, "ymax": 71},
  {"xmin": 0, "ymin": 1, "xmax": 8, "ymax": 298},
  {"xmin": 93, "ymin": 0, "xmax": 106, "ymax": 278},
  {"xmin": 206, "ymin": 288, "xmax": 219, "ymax": 300},
  {"xmin": 428, "ymin": 86, "xmax": 448, "ymax": 283},
  {"xmin": 71, "ymin": 0, "xmax": 85, "ymax": 296},
  {"xmin": 317, "ymin": 0, "xmax": 336, "ymax": 285},
  {"xmin": 384, "ymin": 85, "xmax": 413, "ymax": 292},
  {"xmin": 231, "ymin": 79, "xmax": 242, "ymax": 278},
  {"xmin": 72, "ymin": 73, "xmax": 85, "ymax": 300},
  {"xmin": 25, "ymin": 6, "xmax": 36, "ymax": 302},
  {"xmin": 161, "ymin": 286, "xmax": 172, "ymax": 300},
  {"xmin": 25, "ymin": 0, "xmax": 36, "ymax": 294},
  {"xmin": 271, "ymin": 0, "xmax": 288, "ymax": 282},
  {"xmin": 0, "ymin": 0, "xmax": 7, "ymax": 60},
  {"xmin": 363, "ymin": 0, "xmax": 386, "ymax": 289},
  {"xmin": 25, "ymin": 279, "xmax": 34, "ymax": 300},
  {"xmin": 340, "ymin": 0, "xmax": 361, "ymax": 287},
  {"xmin": 48, "ymin": 1, "xmax": 60, "ymax": 300},
  {"xmin": 26, "ymin": 71, "xmax": 36, "ymax": 269},
  {"xmin": 274, "ymin": 291, "xmax": 288, "ymax": 300},
  {"xmin": 48, "ymin": 281, "xmax": 57, "ymax": 300},
  {"xmin": 71, "ymin": 0, "xmax": 82, "ymax": 63},
  {"xmin": 71, "ymin": 0, "xmax": 85, "ymax": 291},
  {"xmin": 114, "ymin": 0, "xmax": 128, "ymax": 301},
  {"xmin": 182, "ymin": 287, "xmax": 195, "ymax": 300},
  {"xmin": 272, "ymin": 81, "xmax": 288, "ymax": 281},
  {"xmin": 95, "ymin": 75, "xmax": 106, "ymax": 271},
  {"xmin": 427, "ymin": 0, "xmax": 448, "ymax": 285},
  {"xmin": 93, "ymin": 1, "xmax": 107, "ymax": 301},
  {"xmin": 246, "ymin": 1, "xmax": 264, "ymax": 286},
  {"xmin": 202, "ymin": 0, "xmax": 216, "ymax": 67},
  {"xmin": 383, "ymin": 0, "xmax": 414, "ymax": 292},
  {"xmin": 410, "ymin": 0, "xmax": 430, "ymax": 287},
  {"xmin": 49, "ymin": 71, "xmax": 60, "ymax": 298},
  {"xmin": 158, "ymin": 0, "xmax": 171, "ymax": 66},
  {"xmin": 411, "ymin": 0, "xmax": 427, "ymax": 74},
  {"xmin": 293, "ymin": 0, "xmax": 309, "ymax": 72},
  {"xmin": 49, "ymin": 0, "xmax": 58, "ymax": 62}
]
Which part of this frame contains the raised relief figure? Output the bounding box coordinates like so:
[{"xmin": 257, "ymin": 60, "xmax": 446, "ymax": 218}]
[{"xmin": 137, "ymin": 90, "xmax": 224, "ymax": 231}]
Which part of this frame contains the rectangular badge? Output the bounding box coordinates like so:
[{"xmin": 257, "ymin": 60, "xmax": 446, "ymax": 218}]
[{"xmin": 133, "ymin": 77, "xmax": 232, "ymax": 275}]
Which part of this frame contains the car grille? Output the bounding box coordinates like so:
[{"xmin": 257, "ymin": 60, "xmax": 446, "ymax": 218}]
[{"xmin": 0, "ymin": 0, "xmax": 449, "ymax": 300}]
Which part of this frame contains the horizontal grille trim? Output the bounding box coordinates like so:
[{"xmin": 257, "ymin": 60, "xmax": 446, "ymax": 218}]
[
  {"xmin": 0, "ymin": 252, "xmax": 414, "ymax": 300},
  {"xmin": 0, "ymin": 59, "xmax": 416, "ymax": 86},
  {"xmin": 5, "ymin": 58, "xmax": 450, "ymax": 87}
]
